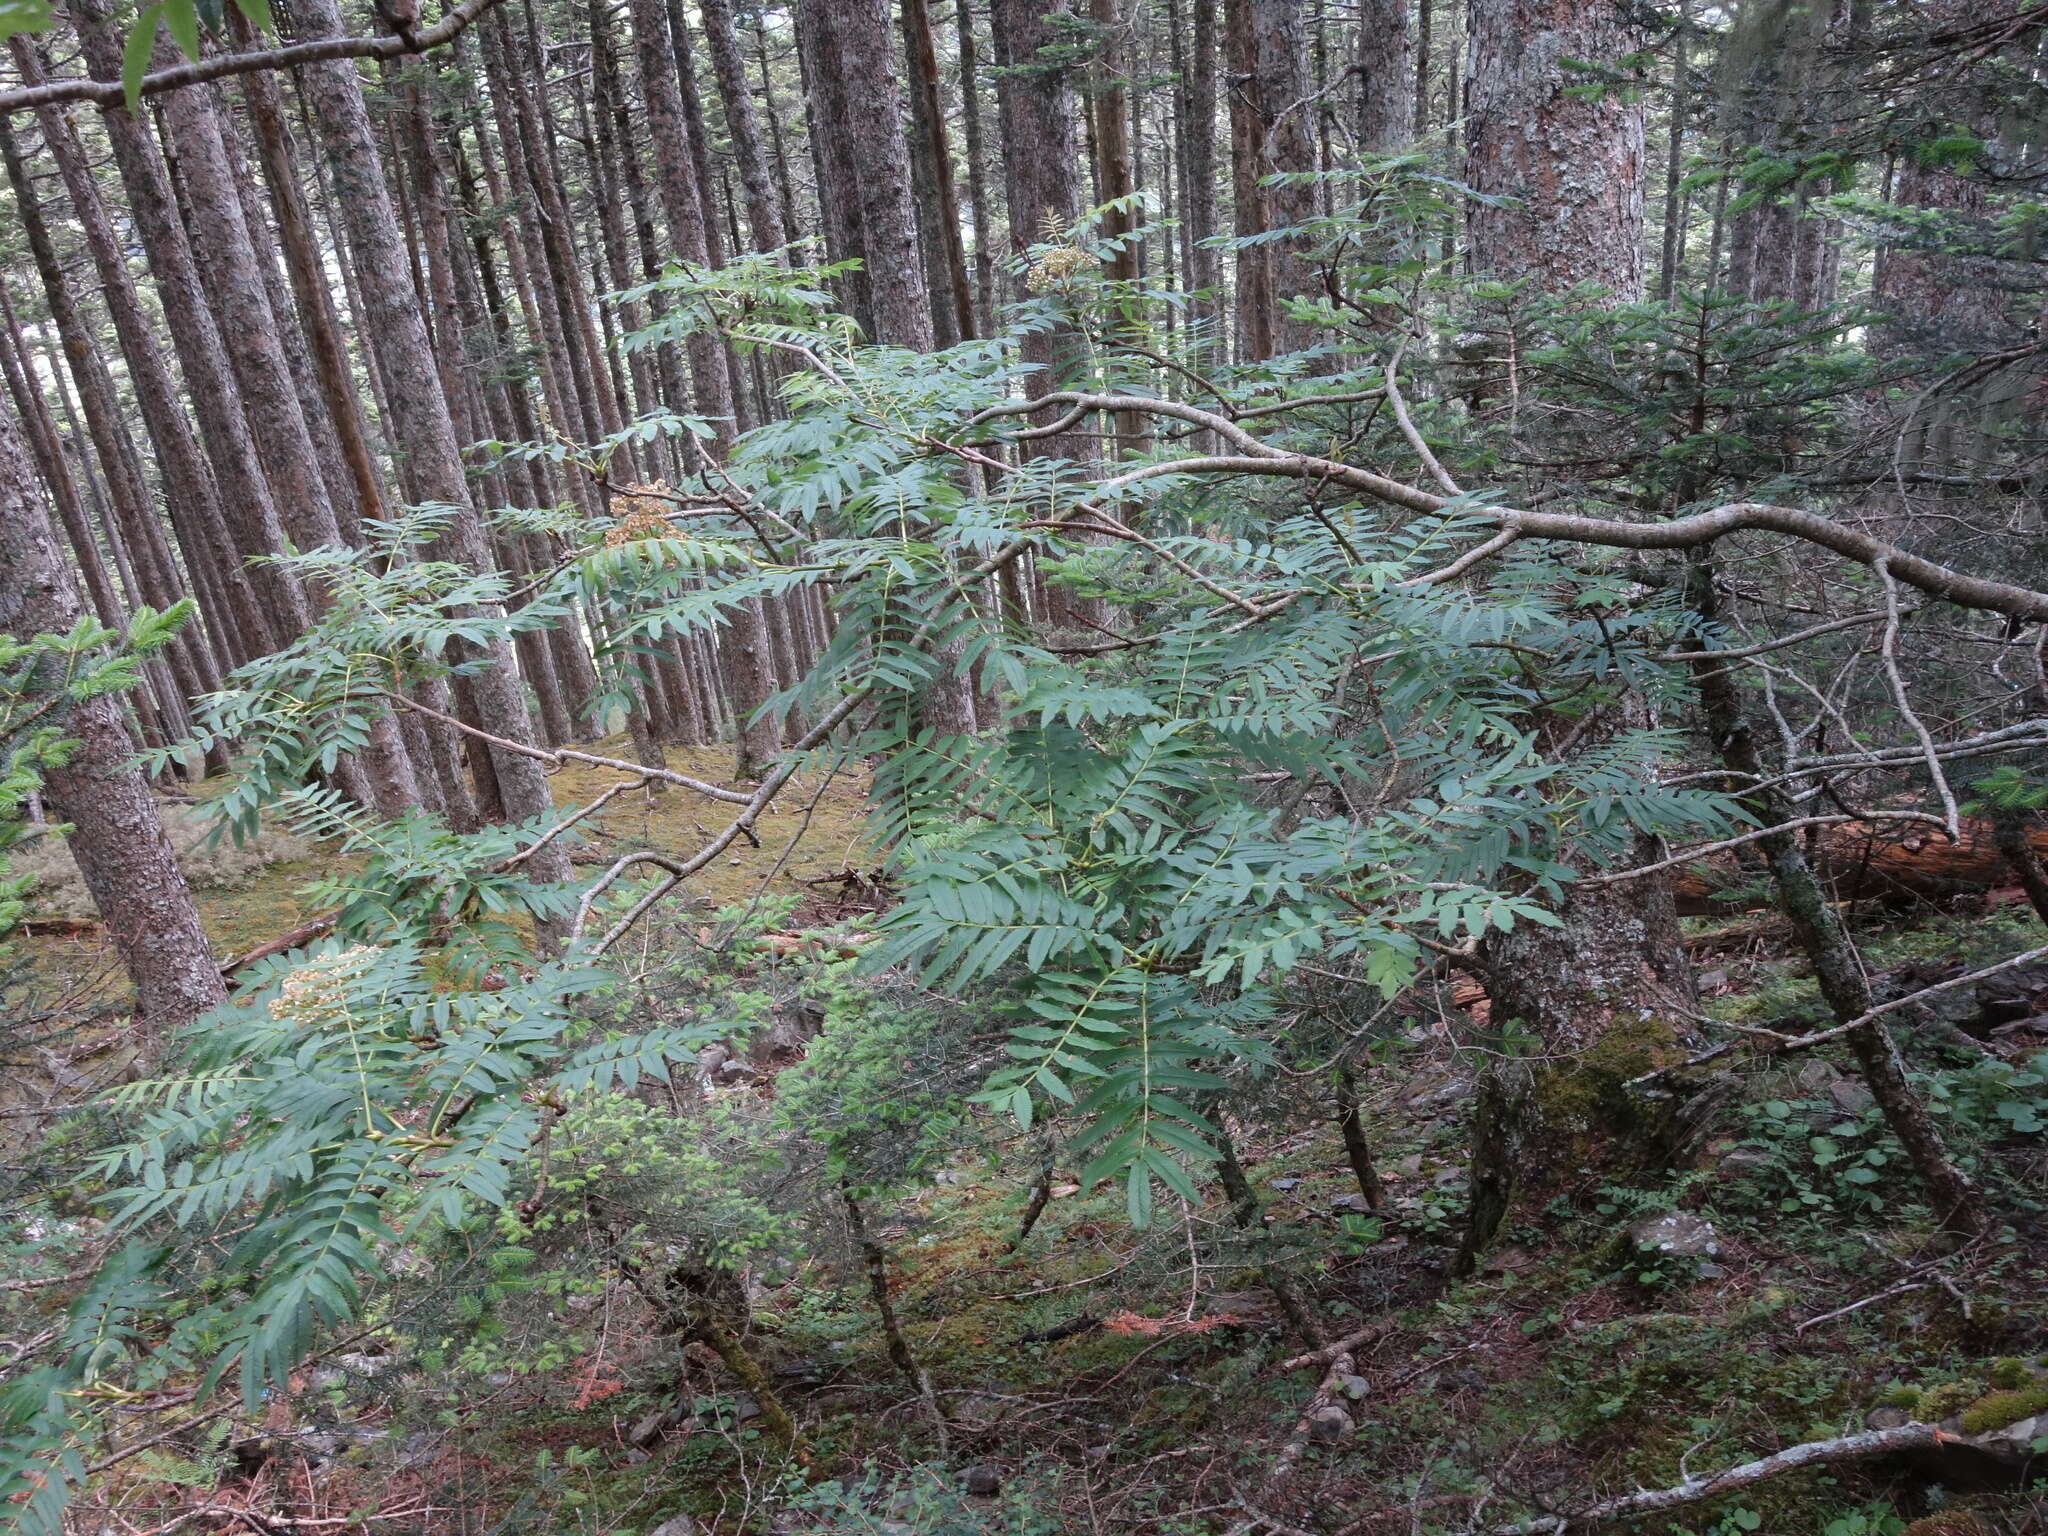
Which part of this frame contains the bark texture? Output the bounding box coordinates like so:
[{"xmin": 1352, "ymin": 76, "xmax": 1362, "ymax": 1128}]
[
  {"xmin": 0, "ymin": 405, "xmax": 226, "ymax": 1039},
  {"xmin": 1463, "ymin": 0, "xmax": 1647, "ymax": 296},
  {"xmin": 1226, "ymin": 0, "xmax": 1322, "ymax": 358}
]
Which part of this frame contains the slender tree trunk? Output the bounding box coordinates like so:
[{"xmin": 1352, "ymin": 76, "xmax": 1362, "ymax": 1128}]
[
  {"xmin": 291, "ymin": 0, "xmax": 569, "ymax": 891},
  {"xmin": 0, "ymin": 113, "xmax": 210, "ymax": 728},
  {"xmin": 1172, "ymin": 0, "xmax": 1223, "ymax": 333},
  {"xmin": 1659, "ymin": 0, "xmax": 1689, "ymax": 301},
  {"xmin": 155, "ymin": 78, "xmax": 347, "ymax": 559},
  {"xmin": 233, "ymin": 18, "xmax": 386, "ymax": 534},
  {"xmin": 1334, "ymin": 1061, "xmax": 1387, "ymax": 1210},
  {"xmin": 0, "ymin": 278, "xmax": 123, "ymax": 632},
  {"xmin": 1413, "ymin": 0, "xmax": 1432, "ymax": 139},
  {"xmin": 632, "ymin": 0, "xmax": 782, "ymax": 777},
  {"xmin": 700, "ymin": 0, "xmax": 786, "ymax": 257},
  {"xmin": 68, "ymin": 0, "xmax": 317, "ymax": 651},
  {"xmin": 0, "ymin": 407, "xmax": 227, "ymax": 1042},
  {"xmin": 905, "ymin": 0, "xmax": 977, "ymax": 343},
  {"xmin": 956, "ymin": 0, "xmax": 1000, "ymax": 339},
  {"xmin": 1687, "ymin": 559, "xmax": 1987, "ymax": 1236}
]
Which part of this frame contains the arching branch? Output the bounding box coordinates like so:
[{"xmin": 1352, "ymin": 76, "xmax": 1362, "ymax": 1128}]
[{"xmin": 976, "ymin": 392, "xmax": 2048, "ymax": 623}]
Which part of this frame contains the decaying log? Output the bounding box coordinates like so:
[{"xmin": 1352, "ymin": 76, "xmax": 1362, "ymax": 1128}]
[{"xmin": 1676, "ymin": 817, "xmax": 2048, "ymax": 915}]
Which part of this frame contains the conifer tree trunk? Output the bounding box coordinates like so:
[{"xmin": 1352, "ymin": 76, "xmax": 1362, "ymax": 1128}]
[
  {"xmin": 699, "ymin": 0, "xmax": 786, "ymax": 257},
  {"xmin": 1463, "ymin": 0, "xmax": 1646, "ymax": 295},
  {"xmin": 233, "ymin": 24, "xmax": 387, "ymax": 534},
  {"xmin": 1171, "ymin": 0, "xmax": 1223, "ymax": 329},
  {"xmin": 1226, "ymin": 0, "xmax": 1321, "ymax": 358},
  {"xmin": 955, "ymin": 0, "xmax": 1000, "ymax": 339},
  {"xmin": 0, "ymin": 114, "xmax": 217, "ymax": 723},
  {"xmin": 1687, "ymin": 561, "xmax": 1986, "ymax": 1236},
  {"xmin": 156, "ymin": 79, "xmax": 347, "ymax": 558},
  {"xmin": 904, "ymin": 0, "xmax": 976, "ymax": 343},
  {"xmin": 69, "ymin": 0, "xmax": 317, "ymax": 650},
  {"xmin": 11, "ymin": 47, "xmax": 257, "ymax": 674},
  {"xmin": 290, "ymin": 0, "xmax": 569, "ymax": 885},
  {"xmin": 0, "ymin": 278, "xmax": 124, "ymax": 633},
  {"xmin": 991, "ymin": 0, "xmax": 1085, "ymax": 395},
  {"xmin": 0, "ymin": 406, "xmax": 226, "ymax": 1041},
  {"xmin": 1357, "ymin": 0, "xmax": 1416, "ymax": 151},
  {"xmin": 632, "ymin": 0, "xmax": 782, "ymax": 778},
  {"xmin": 797, "ymin": 0, "xmax": 935, "ymax": 350}
]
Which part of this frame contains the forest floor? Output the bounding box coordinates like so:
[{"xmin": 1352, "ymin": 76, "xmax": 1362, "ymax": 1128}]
[
  {"xmin": 11, "ymin": 735, "xmax": 874, "ymax": 1008},
  {"xmin": 9, "ymin": 756, "xmax": 2048, "ymax": 1535}
]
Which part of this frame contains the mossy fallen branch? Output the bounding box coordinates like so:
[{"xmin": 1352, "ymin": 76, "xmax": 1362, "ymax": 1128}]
[{"xmin": 1486, "ymin": 1422, "xmax": 1941, "ymax": 1534}]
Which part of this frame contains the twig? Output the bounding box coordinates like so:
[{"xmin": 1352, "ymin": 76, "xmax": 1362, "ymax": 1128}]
[{"xmin": 1793, "ymin": 1279, "xmax": 1928, "ymax": 1334}]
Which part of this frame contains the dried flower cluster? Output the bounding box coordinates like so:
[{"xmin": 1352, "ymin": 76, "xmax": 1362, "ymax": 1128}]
[
  {"xmin": 269, "ymin": 945, "xmax": 381, "ymax": 1030},
  {"xmin": 604, "ymin": 485, "xmax": 681, "ymax": 546}
]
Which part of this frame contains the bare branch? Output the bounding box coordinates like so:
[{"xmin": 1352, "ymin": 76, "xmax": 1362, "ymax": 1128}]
[
  {"xmin": 374, "ymin": 688, "xmax": 754, "ymax": 804},
  {"xmin": 1874, "ymin": 557, "xmax": 1961, "ymax": 837},
  {"xmin": 1485, "ymin": 1423, "xmax": 1941, "ymax": 1534},
  {"xmin": 1631, "ymin": 941, "xmax": 2048, "ymax": 1084},
  {"xmin": 1582, "ymin": 810, "xmax": 1953, "ymax": 887},
  {"xmin": 0, "ymin": 0, "xmax": 511, "ymax": 113},
  {"xmin": 964, "ymin": 393, "xmax": 2048, "ymax": 621}
]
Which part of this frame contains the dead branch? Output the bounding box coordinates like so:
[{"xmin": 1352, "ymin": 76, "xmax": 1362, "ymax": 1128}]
[
  {"xmin": 1484, "ymin": 1421, "xmax": 1940, "ymax": 1533},
  {"xmin": 971, "ymin": 392, "xmax": 2048, "ymax": 621},
  {"xmin": 0, "ymin": 0, "xmax": 510, "ymax": 113}
]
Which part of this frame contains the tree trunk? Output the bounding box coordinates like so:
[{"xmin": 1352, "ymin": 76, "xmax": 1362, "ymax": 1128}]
[
  {"xmin": 991, "ymin": 0, "xmax": 1087, "ymax": 408},
  {"xmin": 955, "ymin": 0, "xmax": 1000, "ymax": 338},
  {"xmin": 1357, "ymin": 0, "xmax": 1416, "ymax": 151},
  {"xmin": 155, "ymin": 78, "xmax": 347, "ymax": 559},
  {"xmin": 1463, "ymin": 0, "xmax": 1647, "ymax": 296},
  {"xmin": 234, "ymin": 19, "xmax": 387, "ymax": 535},
  {"xmin": 68, "ymin": 0, "xmax": 317, "ymax": 649},
  {"xmin": 1458, "ymin": 774, "xmax": 1700, "ymax": 1269},
  {"xmin": 1171, "ymin": 0, "xmax": 1223, "ymax": 332},
  {"xmin": 1226, "ymin": 0, "xmax": 1322, "ymax": 359},
  {"xmin": 631, "ymin": 0, "xmax": 783, "ymax": 778},
  {"xmin": 1686, "ymin": 561, "xmax": 1987, "ymax": 1236},
  {"xmin": 798, "ymin": 0, "xmax": 936, "ymax": 351},
  {"xmin": 905, "ymin": 0, "xmax": 977, "ymax": 344},
  {"xmin": 700, "ymin": 0, "xmax": 786, "ymax": 257},
  {"xmin": 0, "ymin": 278, "xmax": 123, "ymax": 633},
  {"xmin": 291, "ymin": 0, "xmax": 569, "ymax": 891},
  {"xmin": 0, "ymin": 112, "xmax": 214, "ymax": 734},
  {"xmin": 0, "ymin": 406, "xmax": 227, "ymax": 1042}
]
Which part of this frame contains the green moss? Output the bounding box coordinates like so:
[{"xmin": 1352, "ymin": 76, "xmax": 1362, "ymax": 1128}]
[
  {"xmin": 1915, "ymin": 1379, "xmax": 1986, "ymax": 1421},
  {"xmin": 1532, "ymin": 1014, "xmax": 1687, "ymax": 1133},
  {"xmin": 1988, "ymin": 1357, "xmax": 2032, "ymax": 1390},
  {"xmin": 1957, "ymin": 1382, "xmax": 2048, "ymax": 1434},
  {"xmin": 1875, "ymin": 1382, "xmax": 1922, "ymax": 1409}
]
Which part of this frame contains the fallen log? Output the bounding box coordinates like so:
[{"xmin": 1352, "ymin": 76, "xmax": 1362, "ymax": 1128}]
[{"xmin": 1676, "ymin": 817, "xmax": 2048, "ymax": 915}]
